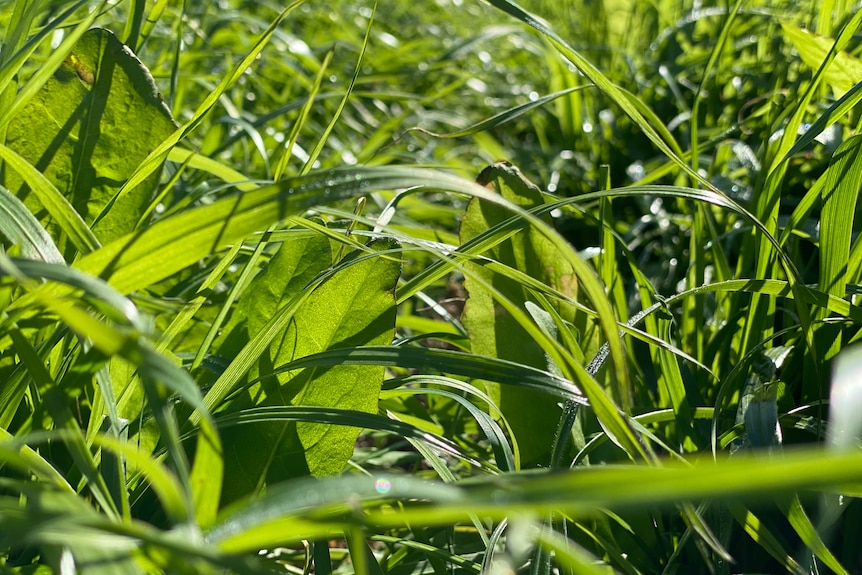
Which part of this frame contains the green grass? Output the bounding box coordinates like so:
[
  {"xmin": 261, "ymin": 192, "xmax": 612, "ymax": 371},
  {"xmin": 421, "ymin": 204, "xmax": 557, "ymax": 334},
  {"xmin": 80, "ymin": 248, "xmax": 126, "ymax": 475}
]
[{"xmin": 2, "ymin": 0, "xmax": 862, "ymax": 573}]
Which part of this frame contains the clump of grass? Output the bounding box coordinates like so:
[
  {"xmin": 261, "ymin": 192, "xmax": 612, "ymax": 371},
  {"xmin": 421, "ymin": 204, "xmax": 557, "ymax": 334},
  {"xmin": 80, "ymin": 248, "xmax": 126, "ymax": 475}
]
[{"xmin": 2, "ymin": 1, "xmax": 862, "ymax": 574}]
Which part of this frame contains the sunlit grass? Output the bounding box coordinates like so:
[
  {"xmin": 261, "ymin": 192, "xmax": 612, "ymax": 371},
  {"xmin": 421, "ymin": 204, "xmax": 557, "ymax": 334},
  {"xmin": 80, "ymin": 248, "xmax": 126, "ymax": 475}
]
[{"xmin": 2, "ymin": 0, "xmax": 862, "ymax": 573}]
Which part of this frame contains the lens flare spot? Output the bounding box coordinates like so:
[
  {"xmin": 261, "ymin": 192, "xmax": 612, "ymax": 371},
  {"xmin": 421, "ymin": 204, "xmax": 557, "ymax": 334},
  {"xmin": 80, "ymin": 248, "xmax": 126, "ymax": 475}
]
[{"xmin": 375, "ymin": 478, "xmax": 391, "ymax": 494}]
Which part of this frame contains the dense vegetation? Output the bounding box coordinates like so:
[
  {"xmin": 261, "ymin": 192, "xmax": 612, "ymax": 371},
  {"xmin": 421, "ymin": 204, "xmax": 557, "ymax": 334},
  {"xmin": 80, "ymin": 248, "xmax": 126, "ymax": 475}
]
[{"xmin": 2, "ymin": 0, "xmax": 862, "ymax": 573}]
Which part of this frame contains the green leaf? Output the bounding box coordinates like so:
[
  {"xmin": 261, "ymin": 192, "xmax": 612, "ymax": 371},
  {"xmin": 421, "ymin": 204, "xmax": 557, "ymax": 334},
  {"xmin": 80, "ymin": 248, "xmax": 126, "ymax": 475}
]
[
  {"xmin": 220, "ymin": 238, "xmax": 400, "ymax": 503},
  {"xmin": 4, "ymin": 28, "xmax": 176, "ymax": 248},
  {"xmin": 245, "ymin": 231, "xmax": 332, "ymax": 342},
  {"xmin": 460, "ymin": 161, "xmax": 576, "ymax": 466},
  {"xmin": 782, "ymin": 23, "xmax": 862, "ymax": 97},
  {"xmin": 818, "ymin": 135, "xmax": 862, "ymax": 359},
  {"xmin": 0, "ymin": 0, "xmax": 105, "ymax": 132},
  {"xmin": 111, "ymin": 1, "xmax": 304, "ymax": 212}
]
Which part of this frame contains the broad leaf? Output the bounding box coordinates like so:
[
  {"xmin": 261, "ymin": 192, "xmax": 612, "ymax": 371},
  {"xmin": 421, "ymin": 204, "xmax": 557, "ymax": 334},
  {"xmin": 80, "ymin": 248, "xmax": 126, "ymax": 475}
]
[
  {"xmin": 460, "ymin": 162, "xmax": 577, "ymax": 467},
  {"xmin": 246, "ymin": 232, "xmax": 333, "ymax": 342},
  {"xmin": 220, "ymin": 237, "xmax": 400, "ymax": 503},
  {"xmin": 782, "ymin": 23, "xmax": 862, "ymax": 98},
  {"xmin": 212, "ymin": 229, "xmax": 333, "ymax": 363},
  {"xmin": 4, "ymin": 28, "xmax": 176, "ymax": 250}
]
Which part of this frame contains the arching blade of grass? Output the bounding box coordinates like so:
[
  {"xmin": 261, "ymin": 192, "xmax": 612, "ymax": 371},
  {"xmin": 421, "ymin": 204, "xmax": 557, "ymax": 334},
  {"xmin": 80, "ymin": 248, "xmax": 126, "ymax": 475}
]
[
  {"xmin": 376, "ymin": 450, "xmax": 862, "ymax": 524},
  {"xmin": 211, "ymin": 406, "xmax": 489, "ymax": 471},
  {"xmin": 204, "ymin": 448, "xmax": 862, "ymax": 553},
  {"xmin": 384, "ymin": 383, "xmax": 515, "ymax": 472},
  {"xmin": 263, "ymin": 345, "xmax": 585, "ymax": 405},
  {"xmin": 206, "ymin": 474, "xmax": 469, "ymax": 551},
  {"xmin": 0, "ymin": 428, "xmax": 75, "ymax": 491},
  {"xmin": 413, "ymin": 85, "xmax": 590, "ymax": 139},
  {"xmin": 0, "ymin": 185, "xmax": 64, "ymax": 264},
  {"xmin": 63, "ymin": 167, "xmax": 577, "ymax": 295},
  {"xmin": 7, "ymin": 258, "xmax": 142, "ymax": 329}
]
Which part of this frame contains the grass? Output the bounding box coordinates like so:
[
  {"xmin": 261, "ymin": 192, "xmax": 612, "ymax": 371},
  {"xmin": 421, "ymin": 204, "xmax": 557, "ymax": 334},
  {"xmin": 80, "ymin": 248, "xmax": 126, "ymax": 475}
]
[{"xmin": 2, "ymin": 0, "xmax": 862, "ymax": 573}]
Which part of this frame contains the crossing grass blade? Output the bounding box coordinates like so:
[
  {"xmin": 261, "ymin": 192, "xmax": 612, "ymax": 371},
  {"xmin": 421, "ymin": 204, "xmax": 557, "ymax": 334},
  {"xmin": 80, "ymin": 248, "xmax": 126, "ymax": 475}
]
[
  {"xmin": 0, "ymin": 144, "xmax": 100, "ymax": 254},
  {"xmin": 0, "ymin": 187, "xmax": 64, "ymax": 264}
]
